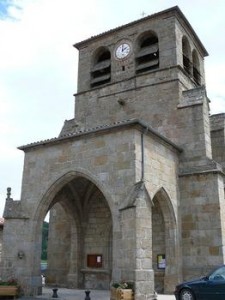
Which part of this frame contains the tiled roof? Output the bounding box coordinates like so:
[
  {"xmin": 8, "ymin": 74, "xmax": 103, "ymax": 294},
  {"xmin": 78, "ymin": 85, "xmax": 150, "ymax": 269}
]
[
  {"xmin": 18, "ymin": 118, "xmax": 182, "ymax": 152},
  {"xmin": 73, "ymin": 6, "xmax": 208, "ymax": 56}
]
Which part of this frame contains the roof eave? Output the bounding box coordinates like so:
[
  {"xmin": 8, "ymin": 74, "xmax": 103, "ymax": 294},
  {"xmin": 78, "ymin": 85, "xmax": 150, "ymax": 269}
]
[
  {"xmin": 18, "ymin": 119, "xmax": 183, "ymax": 153},
  {"xmin": 73, "ymin": 6, "xmax": 208, "ymax": 57}
]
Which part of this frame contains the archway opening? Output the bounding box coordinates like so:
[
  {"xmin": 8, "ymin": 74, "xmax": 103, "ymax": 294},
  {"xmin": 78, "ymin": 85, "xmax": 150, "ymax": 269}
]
[
  {"xmin": 152, "ymin": 188, "xmax": 178, "ymax": 294},
  {"xmin": 182, "ymin": 36, "xmax": 191, "ymax": 75},
  {"xmin": 38, "ymin": 175, "xmax": 112, "ymax": 290},
  {"xmin": 152, "ymin": 198, "xmax": 165, "ymax": 293},
  {"xmin": 40, "ymin": 218, "xmax": 49, "ymax": 285}
]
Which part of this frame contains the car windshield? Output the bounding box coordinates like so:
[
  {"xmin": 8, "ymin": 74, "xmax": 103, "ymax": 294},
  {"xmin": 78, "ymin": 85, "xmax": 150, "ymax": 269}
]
[{"xmin": 207, "ymin": 265, "xmax": 225, "ymax": 280}]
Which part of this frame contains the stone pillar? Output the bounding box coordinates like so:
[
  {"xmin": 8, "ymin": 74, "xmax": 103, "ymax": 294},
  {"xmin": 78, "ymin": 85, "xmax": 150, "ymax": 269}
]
[
  {"xmin": 119, "ymin": 207, "xmax": 136, "ymax": 281},
  {"xmin": 179, "ymin": 171, "xmax": 225, "ymax": 279},
  {"xmin": 135, "ymin": 193, "xmax": 155, "ymax": 300},
  {"xmin": 47, "ymin": 205, "xmax": 72, "ymax": 286}
]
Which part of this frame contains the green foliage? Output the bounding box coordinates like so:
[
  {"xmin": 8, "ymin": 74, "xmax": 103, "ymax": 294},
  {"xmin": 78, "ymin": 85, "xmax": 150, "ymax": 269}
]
[
  {"xmin": 112, "ymin": 281, "xmax": 134, "ymax": 290},
  {"xmin": 0, "ymin": 278, "xmax": 18, "ymax": 286},
  {"xmin": 41, "ymin": 221, "xmax": 49, "ymax": 260}
]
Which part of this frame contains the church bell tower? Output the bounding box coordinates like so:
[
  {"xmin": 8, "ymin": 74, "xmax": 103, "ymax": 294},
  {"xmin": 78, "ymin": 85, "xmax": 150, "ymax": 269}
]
[{"xmin": 61, "ymin": 5, "xmax": 208, "ymax": 159}]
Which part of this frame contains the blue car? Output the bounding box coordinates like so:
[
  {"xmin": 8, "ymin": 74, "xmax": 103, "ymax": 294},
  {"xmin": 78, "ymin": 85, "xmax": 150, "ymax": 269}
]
[{"xmin": 174, "ymin": 265, "xmax": 225, "ymax": 300}]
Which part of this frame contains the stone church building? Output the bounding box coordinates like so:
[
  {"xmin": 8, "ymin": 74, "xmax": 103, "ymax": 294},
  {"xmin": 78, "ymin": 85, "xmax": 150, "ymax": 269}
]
[{"xmin": 1, "ymin": 6, "xmax": 225, "ymax": 299}]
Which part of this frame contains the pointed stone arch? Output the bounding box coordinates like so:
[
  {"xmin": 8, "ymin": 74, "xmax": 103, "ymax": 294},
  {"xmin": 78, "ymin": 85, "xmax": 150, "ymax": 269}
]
[
  {"xmin": 152, "ymin": 187, "xmax": 180, "ymax": 293},
  {"xmin": 34, "ymin": 170, "xmax": 114, "ymax": 222},
  {"xmin": 31, "ymin": 170, "xmax": 114, "ymax": 291}
]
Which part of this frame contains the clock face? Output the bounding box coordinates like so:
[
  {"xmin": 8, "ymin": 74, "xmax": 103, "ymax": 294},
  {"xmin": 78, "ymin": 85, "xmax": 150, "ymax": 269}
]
[{"xmin": 115, "ymin": 42, "xmax": 131, "ymax": 59}]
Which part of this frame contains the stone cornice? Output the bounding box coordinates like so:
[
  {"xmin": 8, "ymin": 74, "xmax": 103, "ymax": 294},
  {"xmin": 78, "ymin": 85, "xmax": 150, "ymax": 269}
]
[{"xmin": 179, "ymin": 169, "xmax": 225, "ymax": 177}]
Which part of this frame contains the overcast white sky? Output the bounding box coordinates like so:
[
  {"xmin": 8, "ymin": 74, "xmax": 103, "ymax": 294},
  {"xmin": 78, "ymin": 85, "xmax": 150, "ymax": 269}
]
[{"xmin": 0, "ymin": 0, "xmax": 225, "ymax": 216}]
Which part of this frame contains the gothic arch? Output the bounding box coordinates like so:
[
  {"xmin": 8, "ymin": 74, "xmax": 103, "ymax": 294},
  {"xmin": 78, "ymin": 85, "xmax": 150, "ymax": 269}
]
[
  {"xmin": 153, "ymin": 187, "xmax": 177, "ymax": 226},
  {"xmin": 34, "ymin": 169, "xmax": 114, "ymax": 222},
  {"xmin": 152, "ymin": 187, "xmax": 179, "ymax": 293},
  {"xmin": 31, "ymin": 170, "xmax": 114, "ymax": 290}
]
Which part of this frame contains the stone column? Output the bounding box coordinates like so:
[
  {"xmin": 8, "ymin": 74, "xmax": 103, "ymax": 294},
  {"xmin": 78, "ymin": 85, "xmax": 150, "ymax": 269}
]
[{"xmin": 135, "ymin": 193, "xmax": 155, "ymax": 300}]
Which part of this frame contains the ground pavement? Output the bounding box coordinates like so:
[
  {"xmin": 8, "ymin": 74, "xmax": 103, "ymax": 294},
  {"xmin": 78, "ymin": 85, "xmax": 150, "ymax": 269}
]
[{"xmin": 19, "ymin": 287, "xmax": 176, "ymax": 300}]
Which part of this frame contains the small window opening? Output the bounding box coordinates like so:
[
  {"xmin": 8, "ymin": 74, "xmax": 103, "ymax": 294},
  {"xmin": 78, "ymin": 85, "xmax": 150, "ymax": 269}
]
[
  {"xmin": 91, "ymin": 48, "xmax": 111, "ymax": 88},
  {"xmin": 182, "ymin": 37, "xmax": 191, "ymax": 75},
  {"xmin": 193, "ymin": 67, "xmax": 201, "ymax": 85},
  {"xmin": 141, "ymin": 36, "xmax": 158, "ymax": 47},
  {"xmin": 192, "ymin": 50, "xmax": 201, "ymax": 86},
  {"xmin": 98, "ymin": 52, "xmax": 110, "ymax": 62},
  {"xmin": 136, "ymin": 32, "xmax": 159, "ymax": 74},
  {"xmin": 183, "ymin": 55, "xmax": 191, "ymax": 74},
  {"xmin": 122, "ymin": 66, "xmax": 125, "ymax": 71}
]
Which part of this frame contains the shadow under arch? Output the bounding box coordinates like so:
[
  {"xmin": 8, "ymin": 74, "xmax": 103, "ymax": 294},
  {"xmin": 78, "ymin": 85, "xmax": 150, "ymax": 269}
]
[
  {"xmin": 34, "ymin": 169, "xmax": 115, "ymax": 223},
  {"xmin": 153, "ymin": 187, "xmax": 177, "ymax": 226},
  {"xmin": 31, "ymin": 170, "xmax": 114, "ymax": 290},
  {"xmin": 152, "ymin": 187, "xmax": 180, "ymax": 294}
]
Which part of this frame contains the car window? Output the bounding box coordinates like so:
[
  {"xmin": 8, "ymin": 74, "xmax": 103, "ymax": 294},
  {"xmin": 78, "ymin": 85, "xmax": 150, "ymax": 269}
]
[{"xmin": 209, "ymin": 266, "xmax": 225, "ymax": 281}]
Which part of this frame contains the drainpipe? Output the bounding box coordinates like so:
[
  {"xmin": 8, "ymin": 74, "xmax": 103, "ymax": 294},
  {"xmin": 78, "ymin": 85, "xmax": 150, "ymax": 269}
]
[{"xmin": 141, "ymin": 127, "xmax": 148, "ymax": 182}]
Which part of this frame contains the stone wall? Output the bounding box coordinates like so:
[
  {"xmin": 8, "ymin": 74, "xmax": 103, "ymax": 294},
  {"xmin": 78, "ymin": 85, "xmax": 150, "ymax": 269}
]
[
  {"xmin": 210, "ymin": 113, "xmax": 225, "ymax": 170},
  {"xmin": 47, "ymin": 204, "xmax": 71, "ymax": 286},
  {"xmin": 179, "ymin": 172, "xmax": 225, "ymax": 279}
]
